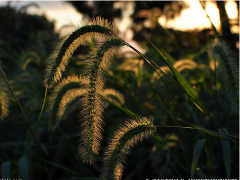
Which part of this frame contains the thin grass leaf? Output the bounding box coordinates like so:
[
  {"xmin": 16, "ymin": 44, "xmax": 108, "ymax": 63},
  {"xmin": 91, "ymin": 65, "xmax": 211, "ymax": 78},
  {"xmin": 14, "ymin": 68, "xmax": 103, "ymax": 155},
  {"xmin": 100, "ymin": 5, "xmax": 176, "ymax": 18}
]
[
  {"xmin": 1, "ymin": 161, "xmax": 11, "ymax": 178},
  {"xmin": 172, "ymin": 116, "xmax": 239, "ymax": 143},
  {"xmin": 99, "ymin": 94, "xmax": 139, "ymax": 119},
  {"xmin": 0, "ymin": 67, "xmax": 51, "ymax": 178},
  {"xmin": 18, "ymin": 155, "xmax": 30, "ymax": 180},
  {"xmin": 219, "ymin": 128, "xmax": 231, "ymax": 178},
  {"xmin": 191, "ymin": 139, "xmax": 205, "ymax": 178},
  {"xmin": 144, "ymin": 36, "xmax": 211, "ymax": 117},
  {"xmin": 34, "ymin": 86, "xmax": 48, "ymax": 135},
  {"xmin": 204, "ymin": 140, "xmax": 213, "ymax": 174}
]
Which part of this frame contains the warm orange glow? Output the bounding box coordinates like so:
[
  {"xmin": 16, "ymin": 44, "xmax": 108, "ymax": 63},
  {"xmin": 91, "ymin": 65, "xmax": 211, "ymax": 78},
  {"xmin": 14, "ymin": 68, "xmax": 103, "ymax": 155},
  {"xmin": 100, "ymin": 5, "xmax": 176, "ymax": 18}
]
[
  {"xmin": 226, "ymin": 1, "xmax": 238, "ymax": 19},
  {"xmin": 205, "ymin": 1, "xmax": 220, "ymax": 28}
]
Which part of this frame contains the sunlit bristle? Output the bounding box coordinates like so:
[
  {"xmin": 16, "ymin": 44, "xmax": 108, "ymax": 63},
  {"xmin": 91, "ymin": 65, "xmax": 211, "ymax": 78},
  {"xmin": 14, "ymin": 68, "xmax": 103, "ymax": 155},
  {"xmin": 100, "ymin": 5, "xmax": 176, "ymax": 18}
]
[
  {"xmin": 58, "ymin": 88, "xmax": 87, "ymax": 120},
  {"xmin": 211, "ymin": 41, "xmax": 239, "ymax": 112},
  {"xmin": 79, "ymin": 38, "xmax": 125, "ymax": 164},
  {"xmin": 101, "ymin": 117, "xmax": 156, "ymax": 180},
  {"xmin": 47, "ymin": 75, "xmax": 87, "ymax": 130},
  {"xmin": 101, "ymin": 88, "xmax": 125, "ymax": 106},
  {"xmin": 0, "ymin": 86, "xmax": 9, "ymax": 120},
  {"xmin": 0, "ymin": 63, "xmax": 9, "ymax": 121},
  {"xmin": 44, "ymin": 16, "xmax": 119, "ymax": 87},
  {"xmin": 173, "ymin": 59, "xmax": 198, "ymax": 72}
]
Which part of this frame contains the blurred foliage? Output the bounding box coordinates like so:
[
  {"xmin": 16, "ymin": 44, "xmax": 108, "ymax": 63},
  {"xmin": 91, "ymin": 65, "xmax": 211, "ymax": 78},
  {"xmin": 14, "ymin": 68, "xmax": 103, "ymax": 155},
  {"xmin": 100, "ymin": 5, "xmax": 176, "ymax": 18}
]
[{"xmin": 0, "ymin": 2, "xmax": 239, "ymax": 180}]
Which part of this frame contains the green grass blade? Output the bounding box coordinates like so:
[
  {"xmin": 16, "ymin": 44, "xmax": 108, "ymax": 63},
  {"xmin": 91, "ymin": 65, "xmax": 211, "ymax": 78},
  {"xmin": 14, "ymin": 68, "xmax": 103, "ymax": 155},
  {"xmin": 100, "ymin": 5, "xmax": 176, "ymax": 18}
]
[
  {"xmin": 1, "ymin": 161, "xmax": 11, "ymax": 178},
  {"xmin": 18, "ymin": 155, "xmax": 30, "ymax": 180},
  {"xmin": 99, "ymin": 94, "xmax": 139, "ymax": 119},
  {"xmin": 204, "ymin": 140, "xmax": 213, "ymax": 174},
  {"xmin": 34, "ymin": 85, "xmax": 48, "ymax": 135},
  {"xmin": 191, "ymin": 139, "xmax": 205, "ymax": 178},
  {"xmin": 172, "ymin": 116, "xmax": 239, "ymax": 142},
  {"xmin": 0, "ymin": 67, "xmax": 51, "ymax": 178},
  {"xmin": 144, "ymin": 37, "xmax": 211, "ymax": 117},
  {"xmin": 219, "ymin": 128, "xmax": 231, "ymax": 178}
]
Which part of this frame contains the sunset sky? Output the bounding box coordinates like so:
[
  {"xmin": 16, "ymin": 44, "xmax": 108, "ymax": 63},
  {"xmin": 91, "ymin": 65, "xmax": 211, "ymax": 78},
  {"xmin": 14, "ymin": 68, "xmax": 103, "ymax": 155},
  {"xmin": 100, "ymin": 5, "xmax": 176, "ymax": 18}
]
[{"xmin": 0, "ymin": 1, "xmax": 238, "ymax": 35}]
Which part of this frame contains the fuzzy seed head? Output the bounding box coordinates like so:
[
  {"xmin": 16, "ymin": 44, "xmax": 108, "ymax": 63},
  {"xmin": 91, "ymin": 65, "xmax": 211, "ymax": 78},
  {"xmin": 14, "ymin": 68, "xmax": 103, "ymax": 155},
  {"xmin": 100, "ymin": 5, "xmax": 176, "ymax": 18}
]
[
  {"xmin": 44, "ymin": 16, "xmax": 118, "ymax": 87},
  {"xmin": 101, "ymin": 117, "xmax": 156, "ymax": 180},
  {"xmin": 79, "ymin": 38, "xmax": 125, "ymax": 164},
  {"xmin": 47, "ymin": 75, "xmax": 87, "ymax": 130},
  {"xmin": 211, "ymin": 41, "xmax": 239, "ymax": 112},
  {"xmin": 0, "ymin": 65, "xmax": 9, "ymax": 120},
  {"xmin": 101, "ymin": 88, "xmax": 125, "ymax": 106}
]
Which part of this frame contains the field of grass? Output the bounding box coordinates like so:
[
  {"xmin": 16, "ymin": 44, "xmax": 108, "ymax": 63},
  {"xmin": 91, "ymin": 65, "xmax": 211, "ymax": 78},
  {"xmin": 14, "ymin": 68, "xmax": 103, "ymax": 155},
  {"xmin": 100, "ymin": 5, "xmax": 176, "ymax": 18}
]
[{"xmin": 0, "ymin": 5, "xmax": 239, "ymax": 180}]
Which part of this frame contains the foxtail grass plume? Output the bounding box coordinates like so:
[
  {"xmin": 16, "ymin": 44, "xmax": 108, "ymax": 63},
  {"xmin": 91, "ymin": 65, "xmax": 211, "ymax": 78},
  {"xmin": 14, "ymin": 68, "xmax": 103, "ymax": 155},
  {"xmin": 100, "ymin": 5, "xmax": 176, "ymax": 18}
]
[
  {"xmin": 173, "ymin": 59, "xmax": 198, "ymax": 72},
  {"xmin": 79, "ymin": 38, "xmax": 125, "ymax": 164},
  {"xmin": 101, "ymin": 88, "xmax": 125, "ymax": 106},
  {"xmin": 44, "ymin": 16, "xmax": 118, "ymax": 87},
  {"xmin": 151, "ymin": 65, "xmax": 172, "ymax": 82},
  {"xmin": 47, "ymin": 75, "xmax": 87, "ymax": 130},
  {"xmin": 58, "ymin": 88, "xmax": 87, "ymax": 120},
  {"xmin": 0, "ymin": 62, "xmax": 9, "ymax": 120},
  {"xmin": 211, "ymin": 41, "xmax": 239, "ymax": 112},
  {"xmin": 0, "ymin": 79, "xmax": 9, "ymax": 120},
  {"xmin": 101, "ymin": 117, "xmax": 156, "ymax": 180}
]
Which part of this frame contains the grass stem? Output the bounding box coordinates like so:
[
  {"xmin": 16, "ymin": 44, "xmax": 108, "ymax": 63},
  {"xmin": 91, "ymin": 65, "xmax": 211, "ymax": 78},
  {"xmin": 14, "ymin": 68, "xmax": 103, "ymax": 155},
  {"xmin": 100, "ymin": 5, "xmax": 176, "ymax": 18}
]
[{"xmin": 0, "ymin": 67, "xmax": 51, "ymax": 179}]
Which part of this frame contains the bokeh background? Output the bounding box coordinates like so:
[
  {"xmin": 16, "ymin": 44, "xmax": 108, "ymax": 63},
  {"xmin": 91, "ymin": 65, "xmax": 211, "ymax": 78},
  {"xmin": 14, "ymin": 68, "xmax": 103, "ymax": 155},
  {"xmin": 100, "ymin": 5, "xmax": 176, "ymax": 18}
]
[{"xmin": 0, "ymin": 1, "xmax": 239, "ymax": 180}]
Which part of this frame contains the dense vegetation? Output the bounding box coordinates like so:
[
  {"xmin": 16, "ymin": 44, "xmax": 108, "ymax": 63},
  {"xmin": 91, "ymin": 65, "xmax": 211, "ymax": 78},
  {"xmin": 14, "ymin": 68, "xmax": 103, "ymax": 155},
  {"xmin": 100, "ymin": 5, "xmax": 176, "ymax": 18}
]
[{"xmin": 0, "ymin": 2, "xmax": 239, "ymax": 180}]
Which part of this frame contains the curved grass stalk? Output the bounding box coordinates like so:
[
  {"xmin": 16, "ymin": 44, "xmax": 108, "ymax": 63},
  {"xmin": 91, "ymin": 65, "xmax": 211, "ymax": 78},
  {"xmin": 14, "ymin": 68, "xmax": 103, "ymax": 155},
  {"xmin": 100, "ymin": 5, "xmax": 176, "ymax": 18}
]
[
  {"xmin": 79, "ymin": 38, "xmax": 124, "ymax": 164},
  {"xmin": 101, "ymin": 117, "xmax": 155, "ymax": 180},
  {"xmin": 211, "ymin": 41, "xmax": 239, "ymax": 112},
  {"xmin": 44, "ymin": 16, "xmax": 118, "ymax": 87},
  {"xmin": 47, "ymin": 75, "xmax": 87, "ymax": 130}
]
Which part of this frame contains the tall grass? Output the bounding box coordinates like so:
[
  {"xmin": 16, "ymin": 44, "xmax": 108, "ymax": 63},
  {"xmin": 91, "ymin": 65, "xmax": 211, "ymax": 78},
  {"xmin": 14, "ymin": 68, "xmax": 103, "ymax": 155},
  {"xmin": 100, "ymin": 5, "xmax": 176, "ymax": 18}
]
[{"xmin": 1, "ymin": 16, "xmax": 239, "ymax": 179}]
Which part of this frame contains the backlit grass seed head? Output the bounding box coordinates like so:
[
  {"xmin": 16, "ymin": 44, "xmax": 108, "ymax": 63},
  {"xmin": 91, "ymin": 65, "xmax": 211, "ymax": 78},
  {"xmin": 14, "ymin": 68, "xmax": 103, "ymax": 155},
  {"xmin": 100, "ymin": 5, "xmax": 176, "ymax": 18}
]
[
  {"xmin": 101, "ymin": 88, "xmax": 125, "ymax": 106},
  {"xmin": 47, "ymin": 75, "xmax": 87, "ymax": 130},
  {"xmin": 44, "ymin": 16, "xmax": 118, "ymax": 87},
  {"xmin": 151, "ymin": 65, "xmax": 172, "ymax": 82},
  {"xmin": 101, "ymin": 117, "xmax": 156, "ymax": 180},
  {"xmin": 0, "ymin": 87, "xmax": 9, "ymax": 120},
  {"xmin": 173, "ymin": 59, "xmax": 198, "ymax": 72},
  {"xmin": 58, "ymin": 88, "xmax": 87, "ymax": 121},
  {"xmin": 79, "ymin": 38, "xmax": 125, "ymax": 164},
  {"xmin": 211, "ymin": 41, "xmax": 239, "ymax": 112},
  {"xmin": 0, "ymin": 65, "xmax": 9, "ymax": 120}
]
